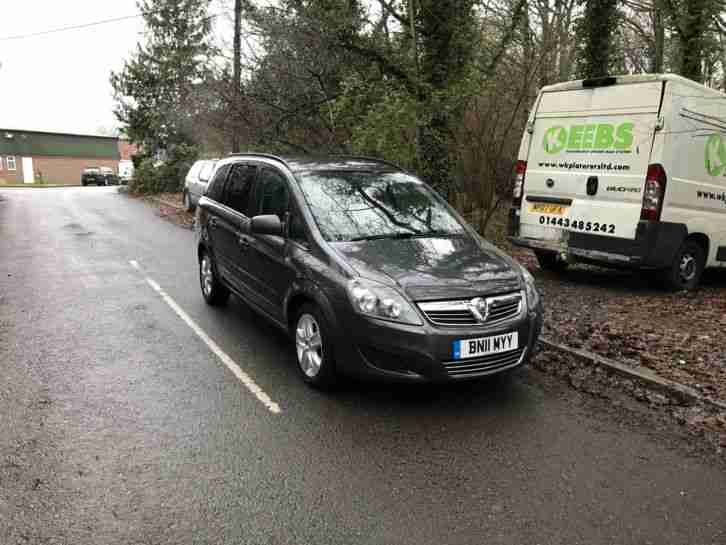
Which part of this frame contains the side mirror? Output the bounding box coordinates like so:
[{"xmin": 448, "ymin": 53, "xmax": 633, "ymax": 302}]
[{"xmin": 250, "ymin": 214, "xmax": 283, "ymax": 236}]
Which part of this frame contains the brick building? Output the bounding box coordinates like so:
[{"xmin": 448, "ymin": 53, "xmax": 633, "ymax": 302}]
[{"xmin": 0, "ymin": 129, "xmax": 136, "ymax": 185}]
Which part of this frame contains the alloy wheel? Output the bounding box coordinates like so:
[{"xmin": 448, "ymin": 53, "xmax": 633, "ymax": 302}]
[
  {"xmin": 201, "ymin": 255, "xmax": 214, "ymax": 297},
  {"xmin": 296, "ymin": 314, "xmax": 324, "ymax": 378}
]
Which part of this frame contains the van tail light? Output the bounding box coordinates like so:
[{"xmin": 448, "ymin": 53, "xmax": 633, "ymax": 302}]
[
  {"xmin": 641, "ymin": 164, "xmax": 667, "ymax": 221},
  {"xmin": 513, "ymin": 160, "xmax": 527, "ymax": 207}
]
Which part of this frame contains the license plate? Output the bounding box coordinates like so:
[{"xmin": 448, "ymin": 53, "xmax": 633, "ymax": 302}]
[
  {"xmin": 530, "ymin": 203, "xmax": 567, "ymax": 215},
  {"xmin": 452, "ymin": 332, "xmax": 519, "ymax": 360}
]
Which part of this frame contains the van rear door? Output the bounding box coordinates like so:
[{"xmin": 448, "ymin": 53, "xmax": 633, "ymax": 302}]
[{"xmin": 520, "ymin": 80, "xmax": 663, "ymax": 242}]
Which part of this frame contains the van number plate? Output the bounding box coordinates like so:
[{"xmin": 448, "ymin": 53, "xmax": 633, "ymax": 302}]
[
  {"xmin": 530, "ymin": 203, "xmax": 567, "ymax": 215},
  {"xmin": 453, "ymin": 332, "xmax": 519, "ymax": 360}
]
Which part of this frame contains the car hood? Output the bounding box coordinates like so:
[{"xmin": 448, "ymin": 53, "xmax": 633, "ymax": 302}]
[{"xmin": 332, "ymin": 235, "xmax": 521, "ymax": 301}]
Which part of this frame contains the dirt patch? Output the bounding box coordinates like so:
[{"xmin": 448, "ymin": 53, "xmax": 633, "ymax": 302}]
[
  {"xmin": 155, "ymin": 192, "xmax": 185, "ymax": 207},
  {"xmin": 129, "ymin": 192, "xmax": 195, "ymax": 230},
  {"xmin": 506, "ymin": 244, "xmax": 726, "ymax": 403},
  {"xmin": 153, "ymin": 202, "xmax": 195, "ymax": 230}
]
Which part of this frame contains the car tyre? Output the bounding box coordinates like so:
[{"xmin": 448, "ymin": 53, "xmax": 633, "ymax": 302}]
[
  {"xmin": 535, "ymin": 250, "xmax": 569, "ymax": 272},
  {"xmin": 199, "ymin": 251, "xmax": 230, "ymax": 306},
  {"xmin": 294, "ymin": 304, "xmax": 338, "ymax": 389},
  {"xmin": 659, "ymin": 240, "xmax": 705, "ymax": 291}
]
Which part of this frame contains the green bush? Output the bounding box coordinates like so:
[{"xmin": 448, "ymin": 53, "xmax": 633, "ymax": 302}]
[{"xmin": 128, "ymin": 143, "xmax": 198, "ymax": 195}]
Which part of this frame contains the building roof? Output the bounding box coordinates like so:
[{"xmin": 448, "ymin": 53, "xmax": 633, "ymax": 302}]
[{"xmin": 0, "ymin": 129, "xmax": 121, "ymax": 160}]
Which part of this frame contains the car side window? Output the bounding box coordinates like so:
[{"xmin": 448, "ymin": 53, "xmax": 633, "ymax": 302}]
[
  {"xmin": 205, "ymin": 165, "xmax": 231, "ymax": 202},
  {"xmin": 254, "ymin": 168, "xmax": 289, "ymax": 221},
  {"xmin": 223, "ymin": 164, "xmax": 257, "ymax": 216}
]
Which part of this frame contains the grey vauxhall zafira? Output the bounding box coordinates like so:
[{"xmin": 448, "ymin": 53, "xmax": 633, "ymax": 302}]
[{"xmin": 196, "ymin": 154, "xmax": 543, "ymax": 389}]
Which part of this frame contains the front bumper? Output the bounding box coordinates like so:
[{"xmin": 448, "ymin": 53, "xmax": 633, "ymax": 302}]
[{"xmin": 331, "ymin": 303, "xmax": 543, "ymax": 383}]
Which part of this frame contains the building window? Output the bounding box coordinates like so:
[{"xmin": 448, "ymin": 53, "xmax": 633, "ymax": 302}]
[{"xmin": 7, "ymin": 156, "xmax": 16, "ymax": 171}]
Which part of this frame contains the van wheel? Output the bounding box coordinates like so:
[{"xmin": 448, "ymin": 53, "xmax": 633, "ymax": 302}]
[
  {"xmin": 535, "ymin": 250, "xmax": 569, "ymax": 272},
  {"xmin": 294, "ymin": 304, "xmax": 338, "ymax": 389},
  {"xmin": 660, "ymin": 240, "xmax": 705, "ymax": 291},
  {"xmin": 199, "ymin": 251, "xmax": 230, "ymax": 306}
]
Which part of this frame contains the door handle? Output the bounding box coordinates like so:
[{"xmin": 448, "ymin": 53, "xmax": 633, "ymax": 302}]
[
  {"xmin": 209, "ymin": 217, "xmax": 218, "ymax": 227},
  {"xmin": 238, "ymin": 236, "xmax": 249, "ymax": 249},
  {"xmin": 586, "ymin": 176, "xmax": 598, "ymax": 196}
]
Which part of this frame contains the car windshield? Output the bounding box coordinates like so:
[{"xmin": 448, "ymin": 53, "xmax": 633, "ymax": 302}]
[
  {"xmin": 84, "ymin": 167, "xmax": 100, "ymax": 173},
  {"xmin": 296, "ymin": 171, "xmax": 466, "ymax": 242}
]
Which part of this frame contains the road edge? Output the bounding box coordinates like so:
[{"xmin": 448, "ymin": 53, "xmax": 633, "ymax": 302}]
[
  {"xmin": 536, "ymin": 337, "xmax": 726, "ymax": 411},
  {"xmin": 149, "ymin": 196, "xmax": 185, "ymax": 210},
  {"xmin": 534, "ymin": 337, "xmax": 726, "ymax": 453}
]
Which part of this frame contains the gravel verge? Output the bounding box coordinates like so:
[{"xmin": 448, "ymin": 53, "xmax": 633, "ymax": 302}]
[
  {"xmin": 510, "ymin": 249, "xmax": 726, "ymax": 404},
  {"xmin": 136, "ymin": 192, "xmax": 196, "ymax": 230}
]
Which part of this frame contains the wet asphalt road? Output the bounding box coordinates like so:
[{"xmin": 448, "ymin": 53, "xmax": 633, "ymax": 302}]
[{"xmin": 1, "ymin": 187, "xmax": 725, "ymax": 545}]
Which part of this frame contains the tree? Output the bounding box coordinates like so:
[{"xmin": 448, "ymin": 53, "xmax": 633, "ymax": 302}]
[
  {"xmin": 232, "ymin": 0, "xmax": 243, "ymax": 153},
  {"xmin": 664, "ymin": 0, "xmax": 719, "ymax": 82},
  {"xmin": 111, "ymin": 0, "xmax": 214, "ymax": 157},
  {"xmin": 578, "ymin": 0, "xmax": 620, "ymax": 78},
  {"xmin": 534, "ymin": 0, "xmax": 580, "ymax": 87}
]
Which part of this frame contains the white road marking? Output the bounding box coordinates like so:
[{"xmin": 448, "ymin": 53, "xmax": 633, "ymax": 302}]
[{"xmin": 130, "ymin": 260, "xmax": 282, "ymax": 414}]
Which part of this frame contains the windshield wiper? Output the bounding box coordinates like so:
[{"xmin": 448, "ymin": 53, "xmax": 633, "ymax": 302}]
[
  {"xmin": 410, "ymin": 229, "xmax": 464, "ymax": 238},
  {"xmin": 349, "ymin": 232, "xmax": 416, "ymax": 241},
  {"xmin": 349, "ymin": 230, "xmax": 464, "ymax": 242}
]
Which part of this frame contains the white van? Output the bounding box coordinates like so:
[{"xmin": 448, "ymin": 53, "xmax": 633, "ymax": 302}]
[
  {"xmin": 118, "ymin": 160, "xmax": 134, "ymax": 184},
  {"xmin": 509, "ymin": 74, "xmax": 726, "ymax": 290}
]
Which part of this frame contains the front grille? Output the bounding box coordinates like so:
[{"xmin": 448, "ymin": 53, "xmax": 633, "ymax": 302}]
[
  {"xmin": 487, "ymin": 297, "xmax": 521, "ymax": 326},
  {"xmin": 443, "ymin": 347, "xmax": 526, "ymax": 378},
  {"xmin": 422, "ymin": 309, "xmax": 478, "ymax": 326},
  {"xmin": 417, "ymin": 292, "xmax": 523, "ymax": 327}
]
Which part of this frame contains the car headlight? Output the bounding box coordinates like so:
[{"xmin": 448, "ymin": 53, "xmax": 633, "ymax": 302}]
[
  {"xmin": 347, "ymin": 278, "xmax": 422, "ymax": 325},
  {"xmin": 519, "ymin": 264, "xmax": 540, "ymax": 311}
]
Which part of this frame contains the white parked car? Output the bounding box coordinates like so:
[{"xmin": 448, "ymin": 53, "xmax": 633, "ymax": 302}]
[
  {"xmin": 509, "ymin": 73, "xmax": 726, "ymax": 290},
  {"xmin": 183, "ymin": 159, "xmax": 218, "ymax": 211}
]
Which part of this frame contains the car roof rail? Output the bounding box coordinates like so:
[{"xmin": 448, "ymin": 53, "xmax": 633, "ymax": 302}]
[
  {"xmin": 329, "ymin": 155, "xmax": 408, "ymax": 172},
  {"xmin": 228, "ymin": 152, "xmax": 290, "ymax": 168}
]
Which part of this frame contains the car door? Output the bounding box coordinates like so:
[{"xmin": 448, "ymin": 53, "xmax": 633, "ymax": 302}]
[
  {"xmin": 245, "ymin": 166, "xmax": 298, "ymax": 321},
  {"xmin": 202, "ymin": 164, "xmax": 237, "ymax": 281},
  {"xmin": 218, "ymin": 163, "xmax": 261, "ymax": 301}
]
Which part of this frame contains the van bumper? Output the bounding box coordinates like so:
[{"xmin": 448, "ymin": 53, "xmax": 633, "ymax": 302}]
[{"xmin": 509, "ymin": 220, "xmax": 687, "ymax": 269}]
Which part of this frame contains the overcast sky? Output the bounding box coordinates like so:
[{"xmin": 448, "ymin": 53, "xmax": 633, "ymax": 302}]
[
  {"xmin": 0, "ymin": 1, "xmax": 149, "ymax": 135},
  {"xmin": 0, "ymin": 1, "xmax": 238, "ymax": 137}
]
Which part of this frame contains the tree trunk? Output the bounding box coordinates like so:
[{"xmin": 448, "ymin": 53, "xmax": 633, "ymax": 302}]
[
  {"xmin": 652, "ymin": 1, "xmax": 664, "ymax": 73},
  {"xmin": 415, "ymin": 0, "xmax": 476, "ymax": 194},
  {"xmin": 232, "ymin": 0, "xmax": 242, "ymax": 153},
  {"xmin": 679, "ymin": 0, "xmax": 708, "ymax": 82},
  {"xmin": 581, "ymin": 0, "xmax": 618, "ymax": 79},
  {"xmin": 408, "ymin": 0, "xmax": 422, "ymax": 167}
]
